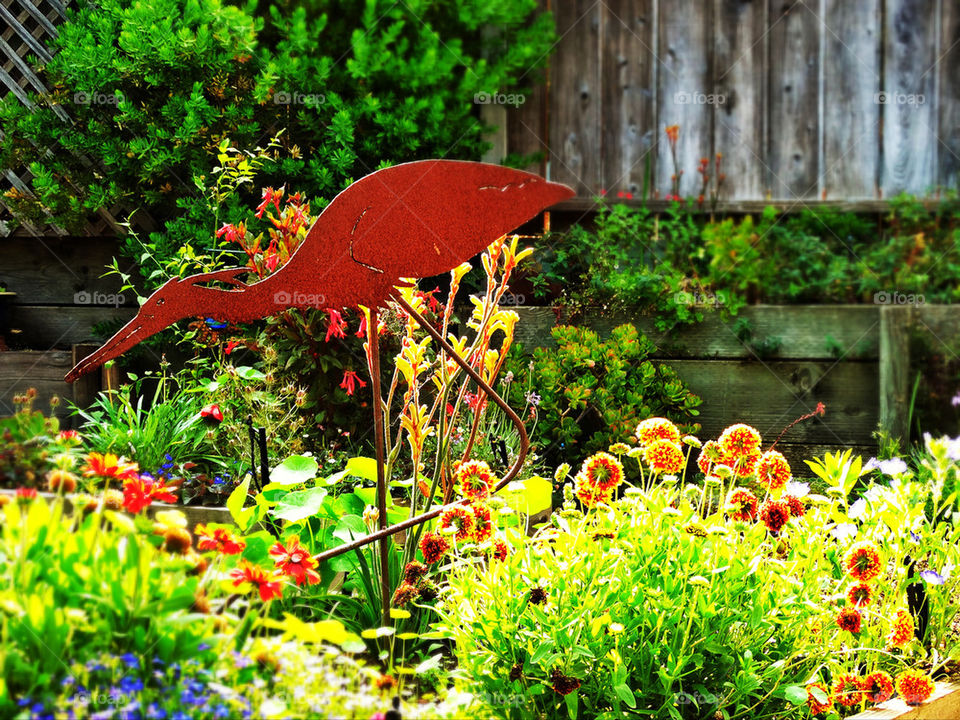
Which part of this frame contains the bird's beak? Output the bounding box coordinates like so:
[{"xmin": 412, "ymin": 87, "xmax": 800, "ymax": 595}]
[{"xmin": 65, "ymin": 312, "xmax": 164, "ymax": 383}]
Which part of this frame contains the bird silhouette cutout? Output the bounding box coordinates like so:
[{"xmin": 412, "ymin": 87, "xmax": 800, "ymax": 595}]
[{"xmin": 66, "ymin": 160, "xmax": 574, "ymax": 382}]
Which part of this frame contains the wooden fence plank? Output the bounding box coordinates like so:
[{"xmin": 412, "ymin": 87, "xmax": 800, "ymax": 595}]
[
  {"xmin": 656, "ymin": 0, "xmax": 713, "ymax": 198},
  {"xmin": 850, "ymin": 683, "xmax": 960, "ymax": 719},
  {"xmin": 938, "ymin": 0, "xmax": 960, "ymax": 188},
  {"xmin": 549, "ymin": 0, "xmax": 602, "ymax": 194},
  {"xmin": 0, "ymin": 349, "xmax": 72, "ymax": 419},
  {"xmin": 713, "ymin": 0, "xmax": 767, "ymax": 200},
  {"xmin": 12, "ymin": 305, "xmax": 134, "ymax": 348},
  {"xmin": 822, "ymin": 0, "xmax": 881, "ymax": 199},
  {"xmin": 881, "ymin": 0, "xmax": 939, "ymax": 197},
  {"xmin": 767, "ymin": 0, "xmax": 821, "ymax": 200},
  {"xmin": 878, "ymin": 305, "xmax": 912, "ymax": 440}
]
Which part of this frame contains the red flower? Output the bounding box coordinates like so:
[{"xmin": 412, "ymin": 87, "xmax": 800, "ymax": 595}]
[
  {"xmin": 635, "ymin": 417, "xmax": 681, "ymax": 446},
  {"xmin": 756, "ymin": 450, "xmax": 791, "ymax": 491},
  {"xmin": 491, "ymin": 538, "xmax": 509, "ymax": 562},
  {"xmin": 861, "ymin": 671, "xmax": 894, "ymax": 704},
  {"xmin": 439, "ymin": 505, "xmax": 474, "ymax": 542},
  {"xmin": 759, "ymin": 500, "xmax": 790, "ymax": 533},
  {"xmin": 574, "ymin": 472, "xmax": 613, "ymax": 509},
  {"xmin": 15, "ymin": 487, "xmax": 37, "ymax": 500},
  {"xmin": 643, "ymin": 440, "xmax": 684, "ymax": 475},
  {"xmin": 895, "ymin": 669, "xmax": 935, "ymax": 706},
  {"xmin": 806, "ymin": 682, "xmax": 833, "ymax": 715},
  {"xmin": 784, "ymin": 494, "xmax": 805, "ymax": 518},
  {"xmin": 269, "ymin": 535, "xmax": 321, "ymax": 585},
  {"xmin": 195, "ymin": 524, "xmax": 246, "ymax": 555},
  {"xmin": 833, "ymin": 672, "xmax": 863, "ymax": 707},
  {"xmin": 122, "ymin": 477, "xmax": 177, "ymax": 514},
  {"xmin": 888, "ymin": 608, "xmax": 914, "ymax": 647},
  {"xmin": 844, "ymin": 541, "xmax": 883, "ymax": 582},
  {"xmin": 339, "ymin": 370, "xmax": 366, "ymax": 396},
  {"xmin": 57, "ymin": 429, "xmax": 81, "ymax": 443},
  {"xmin": 356, "ymin": 313, "xmax": 367, "ymax": 339},
  {"xmin": 726, "ymin": 488, "xmax": 758, "ymax": 522},
  {"xmin": 471, "ymin": 504, "xmax": 494, "ymax": 542},
  {"xmin": 847, "ymin": 583, "xmax": 873, "ymax": 607},
  {"xmin": 224, "ymin": 340, "xmax": 241, "ymax": 355},
  {"xmin": 255, "ymin": 186, "xmax": 283, "ymax": 218},
  {"xmin": 581, "ymin": 452, "xmax": 624, "ymax": 492},
  {"xmin": 229, "ymin": 560, "xmax": 283, "ymax": 602},
  {"xmin": 836, "ymin": 607, "xmax": 863, "ymax": 634},
  {"xmin": 325, "ymin": 309, "xmax": 347, "ymax": 342},
  {"xmin": 718, "ymin": 424, "xmax": 762, "ymax": 458},
  {"xmin": 455, "ymin": 459, "xmax": 494, "ymax": 500},
  {"xmin": 200, "ymin": 404, "xmax": 224, "ymax": 423},
  {"xmin": 696, "ymin": 440, "xmax": 722, "ymax": 475},
  {"xmin": 83, "ymin": 452, "xmax": 139, "ymax": 481},
  {"xmin": 419, "ymin": 531, "xmax": 450, "ymax": 564},
  {"xmin": 216, "ymin": 223, "xmax": 238, "ymax": 244}
]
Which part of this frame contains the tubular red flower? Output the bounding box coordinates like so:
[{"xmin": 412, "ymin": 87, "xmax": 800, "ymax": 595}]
[{"xmin": 339, "ymin": 370, "xmax": 366, "ymax": 396}]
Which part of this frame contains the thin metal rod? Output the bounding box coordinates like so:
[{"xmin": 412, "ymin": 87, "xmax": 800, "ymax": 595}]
[
  {"xmin": 367, "ymin": 306, "xmax": 391, "ymax": 624},
  {"xmin": 313, "ymin": 293, "xmax": 529, "ymax": 565}
]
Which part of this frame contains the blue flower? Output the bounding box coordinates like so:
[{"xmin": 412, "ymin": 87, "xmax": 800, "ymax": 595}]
[
  {"xmin": 205, "ymin": 319, "xmax": 227, "ymax": 329},
  {"xmin": 921, "ymin": 565, "xmax": 953, "ymax": 585},
  {"xmin": 90, "ymin": 710, "xmax": 115, "ymax": 720},
  {"xmin": 17, "ymin": 697, "xmax": 31, "ymax": 707},
  {"xmin": 146, "ymin": 704, "xmax": 167, "ymax": 720},
  {"xmin": 172, "ymin": 712, "xmax": 192, "ymax": 720},
  {"xmin": 119, "ymin": 676, "xmax": 144, "ymax": 694},
  {"xmin": 119, "ymin": 653, "xmax": 140, "ymax": 669},
  {"xmin": 197, "ymin": 643, "xmax": 211, "ymax": 651},
  {"xmin": 62, "ymin": 675, "xmax": 76, "ymax": 687},
  {"xmin": 213, "ymin": 705, "xmax": 231, "ymax": 718},
  {"xmin": 30, "ymin": 702, "xmax": 45, "ymax": 713}
]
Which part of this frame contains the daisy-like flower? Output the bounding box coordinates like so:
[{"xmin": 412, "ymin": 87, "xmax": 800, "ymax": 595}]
[
  {"xmin": 759, "ymin": 500, "xmax": 790, "ymax": 533},
  {"xmin": 83, "ymin": 452, "xmax": 139, "ymax": 481},
  {"xmin": 844, "ymin": 540, "xmax": 883, "ymax": 582},
  {"xmin": 574, "ymin": 472, "xmax": 613, "ymax": 509},
  {"xmin": 491, "ymin": 538, "xmax": 509, "ymax": 562},
  {"xmin": 861, "ymin": 671, "xmax": 894, "ymax": 704},
  {"xmin": 643, "ymin": 439, "xmax": 685, "ymax": 475},
  {"xmin": 756, "ymin": 450, "xmax": 791, "ymax": 491},
  {"xmin": 162, "ymin": 528, "xmax": 193, "ymax": 555},
  {"xmin": 718, "ymin": 423, "xmax": 762, "ymax": 458},
  {"xmin": 229, "ymin": 560, "xmax": 283, "ymax": 602},
  {"xmin": 836, "ymin": 607, "xmax": 863, "ymax": 634},
  {"xmin": 403, "ymin": 561, "xmax": 428, "ymax": 584},
  {"xmin": 439, "ymin": 505, "xmax": 475, "ymax": 541},
  {"xmin": 47, "ymin": 469, "xmax": 78, "ymax": 493},
  {"xmin": 696, "ymin": 440, "xmax": 722, "ymax": 475},
  {"xmin": 895, "ymin": 669, "xmax": 935, "ymax": 706},
  {"xmin": 635, "ymin": 417, "xmax": 681, "ymax": 446},
  {"xmin": 471, "ymin": 503, "xmax": 494, "ymax": 543},
  {"xmin": 727, "ymin": 449, "xmax": 761, "ymax": 479},
  {"xmin": 419, "ymin": 531, "xmax": 450, "ymax": 563},
  {"xmin": 806, "ymin": 682, "xmax": 833, "ymax": 715},
  {"xmin": 549, "ymin": 668, "xmax": 581, "ymax": 696},
  {"xmin": 784, "ymin": 494, "xmax": 806, "ymax": 518},
  {"xmin": 888, "ymin": 608, "xmax": 914, "ymax": 647},
  {"xmin": 726, "ymin": 488, "xmax": 759, "ymax": 522},
  {"xmin": 392, "ymin": 582, "xmax": 420, "ymax": 607},
  {"xmin": 530, "ymin": 586, "xmax": 548, "ymax": 605},
  {"xmin": 195, "ymin": 524, "xmax": 246, "ymax": 555},
  {"xmin": 580, "ymin": 452, "xmax": 624, "ymax": 492},
  {"xmin": 269, "ymin": 536, "xmax": 321, "ymax": 585},
  {"xmin": 833, "ymin": 672, "xmax": 863, "ymax": 707},
  {"xmin": 455, "ymin": 459, "xmax": 495, "ymax": 500},
  {"xmin": 847, "ymin": 583, "xmax": 873, "ymax": 607},
  {"xmin": 122, "ymin": 477, "xmax": 177, "ymax": 514}
]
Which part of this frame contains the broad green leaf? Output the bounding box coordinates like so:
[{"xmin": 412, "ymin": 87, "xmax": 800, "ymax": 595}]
[
  {"xmin": 614, "ymin": 684, "xmax": 636, "ymax": 708},
  {"xmin": 784, "ymin": 685, "xmax": 808, "ymax": 705},
  {"xmin": 272, "ymin": 487, "xmax": 328, "ymax": 522},
  {"xmin": 333, "ymin": 515, "xmax": 367, "ymax": 542},
  {"xmin": 501, "ymin": 475, "xmax": 553, "ymax": 517},
  {"xmin": 270, "ymin": 455, "xmax": 319, "ymax": 486},
  {"xmin": 415, "ymin": 654, "xmax": 442, "ymax": 673},
  {"xmin": 323, "ymin": 456, "xmax": 380, "ymax": 485},
  {"xmin": 227, "ymin": 475, "xmax": 253, "ymax": 528}
]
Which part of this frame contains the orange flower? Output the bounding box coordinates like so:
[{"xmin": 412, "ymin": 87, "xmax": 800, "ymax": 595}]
[
  {"xmin": 784, "ymin": 494, "xmax": 805, "ymax": 518},
  {"xmin": 83, "ymin": 452, "xmax": 139, "ymax": 481},
  {"xmin": 491, "ymin": 538, "xmax": 508, "ymax": 562},
  {"xmin": 195, "ymin": 524, "xmax": 246, "ymax": 555},
  {"xmin": 836, "ymin": 607, "xmax": 862, "ymax": 634},
  {"xmin": 665, "ymin": 125, "xmax": 680, "ymax": 146},
  {"xmin": 419, "ymin": 531, "xmax": 449, "ymax": 564},
  {"xmin": 844, "ymin": 541, "xmax": 883, "ymax": 582},
  {"xmin": 759, "ymin": 500, "xmax": 790, "ymax": 533},
  {"xmin": 122, "ymin": 477, "xmax": 177, "ymax": 513},
  {"xmin": 643, "ymin": 440, "xmax": 684, "ymax": 475},
  {"xmin": 574, "ymin": 472, "xmax": 613, "ymax": 509},
  {"xmin": 718, "ymin": 424, "xmax": 762, "ymax": 458},
  {"xmin": 847, "ymin": 583, "xmax": 873, "ymax": 607},
  {"xmin": 471, "ymin": 503, "xmax": 494, "ymax": 542},
  {"xmin": 895, "ymin": 669, "xmax": 935, "ymax": 706},
  {"xmin": 726, "ymin": 488, "xmax": 758, "ymax": 522},
  {"xmin": 455, "ymin": 459, "xmax": 494, "ymax": 500},
  {"xmin": 806, "ymin": 682, "xmax": 833, "ymax": 715},
  {"xmin": 229, "ymin": 560, "xmax": 283, "ymax": 602},
  {"xmin": 635, "ymin": 417, "xmax": 681, "ymax": 446},
  {"xmin": 833, "ymin": 672, "xmax": 863, "ymax": 707},
  {"xmin": 861, "ymin": 671, "xmax": 894, "ymax": 704},
  {"xmin": 726, "ymin": 449, "xmax": 761, "ymax": 479},
  {"xmin": 580, "ymin": 452, "xmax": 624, "ymax": 492},
  {"xmin": 696, "ymin": 440, "xmax": 722, "ymax": 475},
  {"xmin": 269, "ymin": 535, "xmax": 321, "ymax": 585},
  {"xmin": 888, "ymin": 608, "xmax": 914, "ymax": 647},
  {"xmin": 756, "ymin": 450, "xmax": 791, "ymax": 491},
  {"xmin": 439, "ymin": 505, "xmax": 475, "ymax": 541}
]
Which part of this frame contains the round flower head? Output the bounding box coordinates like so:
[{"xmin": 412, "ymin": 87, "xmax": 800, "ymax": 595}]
[
  {"xmin": 47, "ymin": 469, "xmax": 78, "ymax": 494},
  {"xmin": 439, "ymin": 505, "xmax": 475, "ymax": 542},
  {"xmin": 784, "ymin": 494, "xmax": 806, "ymax": 518},
  {"xmin": 833, "ymin": 672, "xmax": 863, "ymax": 707},
  {"xmin": 718, "ymin": 423, "xmax": 762, "ymax": 458},
  {"xmin": 574, "ymin": 472, "xmax": 613, "ymax": 509},
  {"xmin": 888, "ymin": 608, "xmax": 914, "ymax": 647},
  {"xmin": 403, "ymin": 561, "xmax": 428, "ymax": 584},
  {"xmin": 635, "ymin": 417, "xmax": 681, "ymax": 446},
  {"xmin": 756, "ymin": 450, "xmax": 791, "ymax": 491},
  {"xmin": 861, "ymin": 671, "xmax": 894, "ymax": 704},
  {"xmin": 392, "ymin": 582, "xmax": 420, "ymax": 607},
  {"xmin": 727, "ymin": 449, "xmax": 761, "ymax": 479},
  {"xmin": 836, "ymin": 607, "xmax": 862, "ymax": 634},
  {"xmin": 471, "ymin": 503, "xmax": 494, "ymax": 543},
  {"xmin": 643, "ymin": 440, "xmax": 685, "ymax": 475},
  {"xmin": 696, "ymin": 440, "xmax": 722, "ymax": 475},
  {"xmin": 846, "ymin": 583, "xmax": 873, "ymax": 607},
  {"xmin": 491, "ymin": 538, "xmax": 509, "ymax": 562},
  {"xmin": 806, "ymin": 682, "xmax": 834, "ymax": 715},
  {"xmin": 726, "ymin": 487, "xmax": 759, "ymax": 522},
  {"xmin": 759, "ymin": 500, "xmax": 790, "ymax": 533},
  {"xmin": 581, "ymin": 452, "xmax": 624, "ymax": 492},
  {"xmin": 895, "ymin": 669, "xmax": 935, "ymax": 706},
  {"xmin": 419, "ymin": 531, "xmax": 450, "ymax": 564},
  {"xmin": 455, "ymin": 459, "xmax": 495, "ymax": 500},
  {"xmin": 844, "ymin": 540, "xmax": 883, "ymax": 582}
]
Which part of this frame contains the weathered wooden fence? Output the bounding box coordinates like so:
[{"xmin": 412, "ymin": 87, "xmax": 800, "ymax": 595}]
[{"xmin": 497, "ymin": 0, "xmax": 960, "ymax": 202}]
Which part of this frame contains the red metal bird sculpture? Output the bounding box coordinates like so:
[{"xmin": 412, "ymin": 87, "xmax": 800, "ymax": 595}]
[{"xmin": 66, "ymin": 160, "xmax": 573, "ymax": 382}]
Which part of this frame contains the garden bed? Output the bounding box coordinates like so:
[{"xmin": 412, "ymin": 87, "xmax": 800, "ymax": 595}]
[{"xmin": 849, "ymin": 682, "xmax": 959, "ymax": 719}]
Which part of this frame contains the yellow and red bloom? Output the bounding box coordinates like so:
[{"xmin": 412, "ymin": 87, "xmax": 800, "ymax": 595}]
[
  {"xmin": 727, "ymin": 449, "xmax": 761, "ymax": 479},
  {"xmin": 844, "ymin": 540, "xmax": 883, "ymax": 582},
  {"xmin": 15, "ymin": 487, "xmax": 37, "ymax": 501},
  {"xmin": 759, "ymin": 500, "xmax": 790, "ymax": 533},
  {"xmin": 861, "ymin": 671, "xmax": 895, "ymax": 704},
  {"xmin": 696, "ymin": 440, "xmax": 722, "ymax": 475},
  {"xmin": 229, "ymin": 560, "xmax": 283, "ymax": 602},
  {"xmin": 718, "ymin": 423, "xmax": 762, "ymax": 458},
  {"xmin": 455, "ymin": 459, "xmax": 494, "ymax": 500},
  {"xmin": 643, "ymin": 440, "xmax": 685, "ymax": 475},
  {"xmin": 491, "ymin": 538, "xmax": 509, "ymax": 562},
  {"xmin": 833, "ymin": 672, "xmax": 863, "ymax": 707},
  {"xmin": 83, "ymin": 452, "xmax": 139, "ymax": 481},
  {"xmin": 581, "ymin": 452, "xmax": 624, "ymax": 492},
  {"xmin": 471, "ymin": 503, "xmax": 494, "ymax": 543},
  {"xmin": 895, "ymin": 669, "xmax": 935, "ymax": 706},
  {"xmin": 57, "ymin": 429, "xmax": 81, "ymax": 444},
  {"xmin": 847, "ymin": 583, "xmax": 873, "ymax": 607},
  {"xmin": 836, "ymin": 607, "xmax": 863, "ymax": 634},
  {"xmin": 888, "ymin": 608, "xmax": 914, "ymax": 647},
  {"xmin": 784, "ymin": 494, "xmax": 806, "ymax": 518},
  {"xmin": 419, "ymin": 531, "xmax": 450, "ymax": 564},
  {"xmin": 635, "ymin": 417, "xmax": 681, "ymax": 446},
  {"xmin": 122, "ymin": 477, "xmax": 177, "ymax": 514},
  {"xmin": 806, "ymin": 682, "xmax": 833, "ymax": 715},
  {"xmin": 439, "ymin": 505, "xmax": 475, "ymax": 541},
  {"xmin": 269, "ymin": 535, "xmax": 321, "ymax": 585},
  {"xmin": 403, "ymin": 561, "xmax": 428, "ymax": 584},
  {"xmin": 756, "ymin": 450, "xmax": 791, "ymax": 491},
  {"xmin": 392, "ymin": 582, "xmax": 420, "ymax": 607},
  {"xmin": 726, "ymin": 487, "xmax": 759, "ymax": 522},
  {"xmin": 196, "ymin": 524, "xmax": 246, "ymax": 555},
  {"xmin": 574, "ymin": 472, "xmax": 613, "ymax": 509}
]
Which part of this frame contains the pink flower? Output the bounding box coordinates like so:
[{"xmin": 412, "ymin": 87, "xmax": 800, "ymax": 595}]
[
  {"xmin": 340, "ymin": 370, "xmax": 366, "ymax": 396},
  {"xmin": 325, "ymin": 309, "xmax": 347, "ymax": 342}
]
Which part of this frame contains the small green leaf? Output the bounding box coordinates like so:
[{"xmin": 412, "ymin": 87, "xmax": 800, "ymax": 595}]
[{"xmin": 784, "ymin": 685, "xmax": 809, "ymax": 705}]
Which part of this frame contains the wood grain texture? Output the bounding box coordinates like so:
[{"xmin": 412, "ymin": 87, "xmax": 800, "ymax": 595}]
[
  {"xmin": 506, "ymin": 76, "xmax": 547, "ymax": 175},
  {"xmin": 601, "ymin": 0, "xmax": 655, "ymax": 198},
  {"xmin": 549, "ymin": 0, "xmax": 602, "ymax": 194},
  {"xmin": 0, "ymin": 349, "xmax": 73, "ymax": 420},
  {"xmin": 878, "ymin": 305, "xmax": 912, "ymax": 440},
  {"xmin": 938, "ymin": 0, "xmax": 960, "ymax": 187},
  {"xmin": 822, "ymin": 0, "xmax": 881, "ymax": 199},
  {"xmin": 767, "ymin": 0, "xmax": 821, "ymax": 200},
  {"xmin": 849, "ymin": 683, "xmax": 960, "ymax": 719},
  {"xmin": 881, "ymin": 0, "xmax": 939, "ymax": 197},
  {"xmin": 713, "ymin": 0, "xmax": 767, "ymax": 200},
  {"xmin": 12, "ymin": 305, "xmax": 135, "ymax": 349},
  {"xmin": 657, "ymin": 0, "xmax": 713, "ymax": 198}
]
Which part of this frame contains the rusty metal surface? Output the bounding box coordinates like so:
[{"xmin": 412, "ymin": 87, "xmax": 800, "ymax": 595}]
[{"xmin": 66, "ymin": 160, "xmax": 573, "ymax": 382}]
